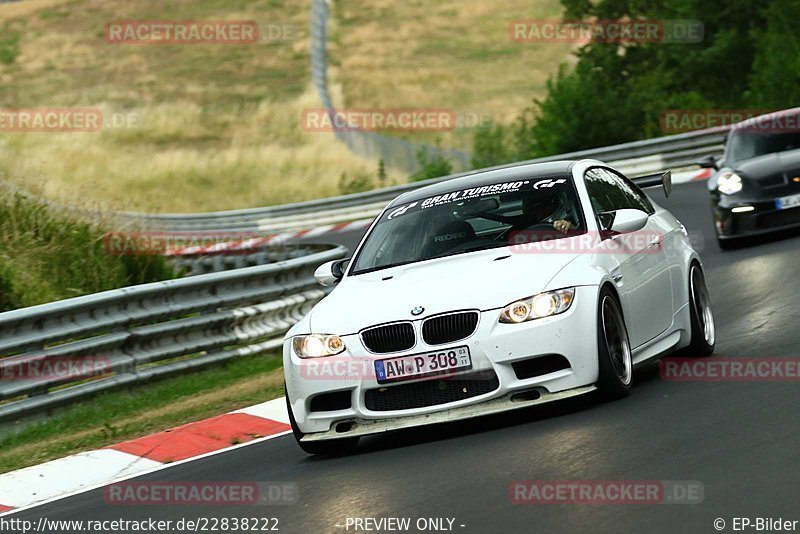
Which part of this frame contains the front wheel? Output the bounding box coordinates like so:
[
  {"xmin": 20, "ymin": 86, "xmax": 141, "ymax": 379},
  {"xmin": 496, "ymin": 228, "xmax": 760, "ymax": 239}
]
[
  {"xmin": 595, "ymin": 289, "xmax": 633, "ymax": 400},
  {"xmin": 285, "ymin": 390, "xmax": 359, "ymax": 455}
]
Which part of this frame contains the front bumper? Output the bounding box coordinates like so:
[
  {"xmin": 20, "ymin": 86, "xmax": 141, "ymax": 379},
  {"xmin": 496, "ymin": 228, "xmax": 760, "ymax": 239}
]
[
  {"xmin": 713, "ymin": 197, "xmax": 800, "ymax": 239},
  {"xmin": 284, "ymin": 285, "xmax": 601, "ymax": 439},
  {"xmin": 301, "ymin": 385, "xmax": 596, "ymax": 441}
]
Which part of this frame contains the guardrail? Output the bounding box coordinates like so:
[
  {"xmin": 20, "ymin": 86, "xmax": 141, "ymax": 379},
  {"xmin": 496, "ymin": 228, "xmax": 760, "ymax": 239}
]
[
  {"xmin": 118, "ymin": 126, "xmax": 726, "ymax": 234},
  {"xmin": 0, "ymin": 246, "xmax": 346, "ymax": 425},
  {"xmin": 169, "ymin": 243, "xmax": 335, "ymax": 276}
]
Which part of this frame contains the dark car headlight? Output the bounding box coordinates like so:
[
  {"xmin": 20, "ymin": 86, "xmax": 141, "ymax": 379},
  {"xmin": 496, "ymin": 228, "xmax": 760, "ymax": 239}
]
[{"xmin": 717, "ymin": 172, "xmax": 743, "ymax": 195}]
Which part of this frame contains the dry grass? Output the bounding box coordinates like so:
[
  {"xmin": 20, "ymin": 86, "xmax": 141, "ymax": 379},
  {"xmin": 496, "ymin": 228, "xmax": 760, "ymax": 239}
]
[
  {"xmin": 0, "ymin": 0, "xmax": 572, "ymax": 212},
  {"xmin": 332, "ymin": 0, "xmax": 577, "ymax": 149},
  {"xmin": 0, "ymin": 0, "xmax": 398, "ymax": 212},
  {"xmin": 0, "ymin": 90, "xmax": 401, "ymax": 212}
]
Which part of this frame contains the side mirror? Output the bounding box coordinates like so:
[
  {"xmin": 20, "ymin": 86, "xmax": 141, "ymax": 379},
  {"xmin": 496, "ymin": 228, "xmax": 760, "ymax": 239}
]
[
  {"xmin": 605, "ymin": 209, "xmax": 649, "ymax": 234},
  {"xmin": 698, "ymin": 155, "xmax": 719, "ymax": 170},
  {"xmin": 314, "ymin": 259, "xmax": 349, "ymax": 287}
]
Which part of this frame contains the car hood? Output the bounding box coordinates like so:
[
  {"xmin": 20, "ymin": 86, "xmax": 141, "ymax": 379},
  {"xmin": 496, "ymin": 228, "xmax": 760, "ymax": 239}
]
[
  {"xmin": 734, "ymin": 150, "xmax": 800, "ymax": 185},
  {"xmin": 309, "ymin": 245, "xmax": 584, "ymax": 334}
]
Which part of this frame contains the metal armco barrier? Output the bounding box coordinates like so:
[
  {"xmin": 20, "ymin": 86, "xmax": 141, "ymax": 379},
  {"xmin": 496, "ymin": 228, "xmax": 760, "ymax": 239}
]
[
  {"xmin": 170, "ymin": 244, "xmax": 334, "ymax": 276},
  {"xmin": 119, "ymin": 126, "xmax": 726, "ymax": 234},
  {"xmin": 0, "ymin": 246, "xmax": 346, "ymax": 424}
]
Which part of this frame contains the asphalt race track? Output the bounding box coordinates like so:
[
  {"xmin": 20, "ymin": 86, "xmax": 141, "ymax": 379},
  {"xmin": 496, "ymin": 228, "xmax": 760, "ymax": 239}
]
[{"xmin": 12, "ymin": 181, "xmax": 800, "ymax": 533}]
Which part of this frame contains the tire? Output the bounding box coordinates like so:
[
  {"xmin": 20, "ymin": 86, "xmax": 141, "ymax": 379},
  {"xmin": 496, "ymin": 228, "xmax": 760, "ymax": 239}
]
[
  {"xmin": 681, "ymin": 263, "xmax": 715, "ymax": 358},
  {"xmin": 595, "ymin": 288, "xmax": 633, "ymax": 400},
  {"xmin": 285, "ymin": 389, "xmax": 359, "ymax": 456}
]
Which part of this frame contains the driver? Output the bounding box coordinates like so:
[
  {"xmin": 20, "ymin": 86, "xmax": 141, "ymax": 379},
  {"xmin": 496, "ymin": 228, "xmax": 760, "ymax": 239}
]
[{"xmin": 513, "ymin": 189, "xmax": 575, "ymax": 233}]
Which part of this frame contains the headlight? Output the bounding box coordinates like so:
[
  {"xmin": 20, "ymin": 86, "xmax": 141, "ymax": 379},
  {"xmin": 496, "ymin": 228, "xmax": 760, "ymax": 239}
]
[
  {"xmin": 499, "ymin": 288, "xmax": 575, "ymax": 324},
  {"xmin": 717, "ymin": 172, "xmax": 743, "ymax": 195},
  {"xmin": 292, "ymin": 334, "xmax": 346, "ymax": 358}
]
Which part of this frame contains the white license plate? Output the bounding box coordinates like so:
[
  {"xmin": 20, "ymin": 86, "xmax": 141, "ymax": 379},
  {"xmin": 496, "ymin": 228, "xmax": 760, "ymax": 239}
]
[
  {"xmin": 375, "ymin": 346, "xmax": 471, "ymax": 384},
  {"xmin": 776, "ymin": 193, "xmax": 800, "ymax": 210}
]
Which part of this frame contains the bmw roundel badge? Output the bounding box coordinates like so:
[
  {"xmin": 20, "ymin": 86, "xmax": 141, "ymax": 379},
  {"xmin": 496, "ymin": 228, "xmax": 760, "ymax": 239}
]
[{"xmin": 411, "ymin": 306, "xmax": 425, "ymax": 316}]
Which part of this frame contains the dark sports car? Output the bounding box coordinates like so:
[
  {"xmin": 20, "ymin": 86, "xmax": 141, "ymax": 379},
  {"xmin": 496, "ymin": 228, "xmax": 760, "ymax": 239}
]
[{"xmin": 700, "ymin": 108, "xmax": 800, "ymax": 249}]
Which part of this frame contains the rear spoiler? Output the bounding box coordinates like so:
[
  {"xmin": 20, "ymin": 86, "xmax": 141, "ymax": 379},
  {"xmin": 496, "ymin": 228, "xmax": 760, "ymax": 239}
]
[{"xmin": 631, "ymin": 170, "xmax": 672, "ymax": 198}]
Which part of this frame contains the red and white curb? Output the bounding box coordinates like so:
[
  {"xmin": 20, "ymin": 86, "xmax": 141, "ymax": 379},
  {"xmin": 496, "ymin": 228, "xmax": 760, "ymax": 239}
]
[
  {"xmin": 168, "ymin": 218, "xmax": 374, "ymax": 257},
  {"xmin": 672, "ymin": 167, "xmax": 712, "ymax": 184},
  {"xmin": 0, "ymin": 398, "xmax": 291, "ymax": 514}
]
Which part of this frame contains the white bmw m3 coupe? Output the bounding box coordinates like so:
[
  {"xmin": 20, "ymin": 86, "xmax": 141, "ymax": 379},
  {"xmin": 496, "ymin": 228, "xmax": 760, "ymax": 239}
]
[{"xmin": 283, "ymin": 159, "xmax": 715, "ymax": 454}]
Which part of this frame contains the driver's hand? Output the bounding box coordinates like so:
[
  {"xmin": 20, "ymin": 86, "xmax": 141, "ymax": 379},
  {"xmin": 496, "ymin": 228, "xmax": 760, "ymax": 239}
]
[{"xmin": 553, "ymin": 219, "xmax": 574, "ymax": 233}]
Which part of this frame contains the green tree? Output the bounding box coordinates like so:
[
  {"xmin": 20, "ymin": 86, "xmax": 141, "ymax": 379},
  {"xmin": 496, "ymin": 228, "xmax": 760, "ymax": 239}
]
[
  {"xmin": 410, "ymin": 144, "xmax": 453, "ymax": 182},
  {"xmin": 471, "ymin": 122, "xmax": 510, "ymax": 169},
  {"xmin": 491, "ymin": 0, "xmax": 781, "ymax": 160},
  {"xmin": 748, "ymin": 0, "xmax": 800, "ymax": 108},
  {"xmin": 338, "ymin": 172, "xmax": 374, "ymax": 194}
]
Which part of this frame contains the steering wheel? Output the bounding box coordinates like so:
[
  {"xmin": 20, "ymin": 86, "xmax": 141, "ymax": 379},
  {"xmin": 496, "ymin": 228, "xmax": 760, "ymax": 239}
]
[{"xmin": 526, "ymin": 223, "xmax": 561, "ymax": 231}]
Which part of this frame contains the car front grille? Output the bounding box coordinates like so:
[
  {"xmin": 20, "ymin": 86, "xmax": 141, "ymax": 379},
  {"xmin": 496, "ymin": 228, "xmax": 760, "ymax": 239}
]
[
  {"xmin": 361, "ymin": 322, "xmax": 415, "ymax": 354},
  {"xmin": 757, "ymin": 207, "xmax": 800, "ymax": 229},
  {"xmin": 758, "ymin": 173, "xmax": 787, "ymax": 188},
  {"xmin": 421, "ymin": 311, "xmax": 479, "ymax": 345},
  {"xmin": 364, "ymin": 370, "xmax": 499, "ymax": 411}
]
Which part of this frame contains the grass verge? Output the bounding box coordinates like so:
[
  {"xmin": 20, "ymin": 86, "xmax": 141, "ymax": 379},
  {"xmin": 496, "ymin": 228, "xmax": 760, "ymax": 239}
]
[
  {"xmin": 0, "ymin": 352, "xmax": 285, "ymax": 475},
  {"xmin": 0, "ymin": 188, "xmax": 177, "ymax": 311}
]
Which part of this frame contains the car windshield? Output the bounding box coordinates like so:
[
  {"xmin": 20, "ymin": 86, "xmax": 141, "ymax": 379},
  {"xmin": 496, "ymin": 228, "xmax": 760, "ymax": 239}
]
[
  {"xmin": 727, "ymin": 130, "xmax": 800, "ymax": 163},
  {"xmin": 350, "ymin": 176, "xmax": 585, "ymax": 275}
]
